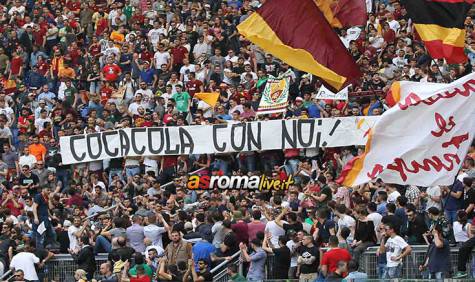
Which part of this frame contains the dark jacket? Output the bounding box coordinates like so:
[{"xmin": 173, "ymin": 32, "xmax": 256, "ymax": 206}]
[{"xmin": 74, "ymin": 245, "xmax": 96, "ymax": 274}]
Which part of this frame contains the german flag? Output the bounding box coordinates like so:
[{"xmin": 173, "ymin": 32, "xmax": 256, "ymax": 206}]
[
  {"xmin": 315, "ymin": 0, "xmax": 367, "ymax": 28},
  {"xmin": 237, "ymin": 0, "xmax": 361, "ymax": 91},
  {"xmin": 401, "ymin": 0, "xmax": 474, "ymax": 64}
]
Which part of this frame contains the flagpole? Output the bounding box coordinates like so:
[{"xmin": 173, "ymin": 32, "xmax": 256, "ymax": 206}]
[{"xmin": 431, "ymin": 59, "xmax": 447, "ymax": 83}]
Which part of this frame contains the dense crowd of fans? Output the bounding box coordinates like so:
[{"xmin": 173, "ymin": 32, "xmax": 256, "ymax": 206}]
[{"xmin": 0, "ymin": 0, "xmax": 473, "ymax": 281}]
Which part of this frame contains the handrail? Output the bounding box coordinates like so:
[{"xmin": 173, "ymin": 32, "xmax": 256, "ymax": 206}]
[
  {"xmin": 0, "ymin": 269, "xmax": 13, "ymax": 280},
  {"xmin": 365, "ymin": 244, "xmax": 430, "ymax": 252},
  {"xmin": 210, "ymin": 250, "xmax": 241, "ymax": 274},
  {"xmin": 85, "ymin": 167, "xmax": 207, "ymax": 221}
]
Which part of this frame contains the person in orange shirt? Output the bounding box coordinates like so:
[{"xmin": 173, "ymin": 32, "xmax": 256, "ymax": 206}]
[
  {"xmin": 110, "ymin": 26, "xmax": 125, "ymax": 46},
  {"xmin": 58, "ymin": 61, "xmax": 76, "ymax": 81},
  {"xmin": 28, "ymin": 136, "xmax": 47, "ymax": 162}
]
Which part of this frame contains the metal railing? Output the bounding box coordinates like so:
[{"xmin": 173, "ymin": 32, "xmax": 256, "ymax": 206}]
[
  {"xmin": 0, "ymin": 269, "xmax": 13, "ymax": 281},
  {"xmin": 359, "ymin": 245, "xmax": 466, "ymax": 279},
  {"xmin": 228, "ymin": 245, "xmax": 475, "ymax": 280},
  {"xmin": 211, "ymin": 251, "xmax": 242, "ymax": 282},
  {"xmin": 42, "ymin": 253, "xmax": 109, "ymax": 281}
]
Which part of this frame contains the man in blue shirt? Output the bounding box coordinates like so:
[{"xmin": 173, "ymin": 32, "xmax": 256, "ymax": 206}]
[
  {"xmin": 240, "ymin": 238, "xmax": 267, "ymax": 281},
  {"xmin": 32, "ymin": 186, "xmax": 54, "ymax": 249},
  {"xmin": 139, "ymin": 61, "xmax": 157, "ymax": 87},
  {"xmin": 443, "ymin": 180, "xmax": 464, "ymax": 224},
  {"xmin": 192, "ymin": 239, "xmax": 216, "ymax": 270}
]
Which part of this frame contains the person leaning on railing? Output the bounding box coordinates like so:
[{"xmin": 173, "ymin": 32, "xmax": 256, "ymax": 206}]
[{"xmin": 419, "ymin": 224, "xmax": 450, "ymax": 281}]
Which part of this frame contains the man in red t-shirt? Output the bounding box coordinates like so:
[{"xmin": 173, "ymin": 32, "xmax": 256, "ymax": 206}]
[
  {"xmin": 99, "ymin": 81, "xmax": 113, "ymax": 105},
  {"xmin": 101, "ymin": 57, "xmax": 122, "ymax": 82},
  {"xmin": 321, "ymin": 236, "xmax": 352, "ymax": 278},
  {"xmin": 171, "ymin": 42, "xmax": 189, "ymax": 71},
  {"xmin": 185, "ymin": 72, "xmax": 204, "ymax": 97},
  {"xmin": 10, "ymin": 50, "xmax": 23, "ymax": 77}
]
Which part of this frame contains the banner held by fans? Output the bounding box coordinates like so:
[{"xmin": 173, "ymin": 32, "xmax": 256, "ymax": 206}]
[
  {"xmin": 60, "ymin": 116, "xmax": 379, "ymax": 164},
  {"xmin": 316, "ymin": 84, "xmax": 349, "ymax": 100},
  {"xmin": 257, "ymin": 77, "xmax": 290, "ymax": 114},
  {"xmin": 338, "ymin": 73, "xmax": 475, "ymax": 187}
]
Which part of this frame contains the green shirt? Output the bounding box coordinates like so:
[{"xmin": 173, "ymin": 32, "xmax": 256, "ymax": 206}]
[
  {"xmin": 231, "ymin": 273, "xmax": 247, "ymax": 282},
  {"xmin": 128, "ymin": 264, "xmax": 153, "ymax": 279},
  {"xmin": 172, "ymin": 91, "xmax": 191, "ymax": 113},
  {"xmin": 63, "ymin": 86, "xmax": 78, "ymax": 105},
  {"xmin": 123, "ymin": 5, "xmax": 134, "ymax": 20}
]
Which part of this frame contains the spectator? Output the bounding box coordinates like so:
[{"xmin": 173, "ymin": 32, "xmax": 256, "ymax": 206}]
[
  {"xmin": 262, "ymin": 234, "xmax": 291, "ymax": 280},
  {"xmin": 420, "ymin": 224, "xmax": 450, "ymax": 281},
  {"xmin": 247, "ymin": 210, "xmax": 266, "ymax": 243},
  {"xmin": 453, "ymin": 210, "xmax": 472, "ymax": 245},
  {"xmin": 128, "ymin": 252, "xmax": 153, "ymax": 280},
  {"xmin": 164, "ymin": 230, "xmax": 192, "ymax": 266},
  {"xmin": 71, "ymin": 235, "xmax": 96, "ymax": 280},
  {"xmin": 98, "ymin": 262, "xmax": 118, "ymax": 282},
  {"xmin": 126, "ymin": 215, "xmax": 146, "ymax": 253},
  {"xmin": 9, "ymin": 242, "xmax": 40, "ymax": 282},
  {"xmin": 443, "ymin": 181, "xmax": 464, "ymax": 224},
  {"xmin": 240, "ymin": 238, "xmax": 267, "ymax": 282},
  {"xmin": 352, "ymin": 207, "xmax": 377, "ymax": 261},
  {"xmin": 320, "ymin": 235, "xmax": 352, "ymax": 278},
  {"xmin": 343, "ymin": 260, "xmax": 368, "ymax": 281},
  {"xmin": 226, "ymin": 264, "xmax": 246, "ymax": 282},
  {"xmin": 405, "ymin": 206, "xmax": 428, "ymax": 245},
  {"xmin": 377, "ymin": 222, "xmax": 412, "ymax": 279},
  {"xmin": 297, "ymin": 234, "xmax": 319, "ymax": 282}
]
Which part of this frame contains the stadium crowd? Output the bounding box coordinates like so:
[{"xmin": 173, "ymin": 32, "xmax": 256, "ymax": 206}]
[{"xmin": 0, "ymin": 0, "xmax": 473, "ymax": 281}]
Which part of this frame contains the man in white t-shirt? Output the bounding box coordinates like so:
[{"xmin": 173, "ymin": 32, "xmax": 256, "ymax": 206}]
[
  {"xmin": 335, "ymin": 204, "xmax": 356, "ymax": 231},
  {"xmin": 9, "ymin": 245, "xmax": 40, "ymax": 281},
  {"xmin": 387, "ymin": 184, "xmax": 401, "ymax": 204},
  {"xmin": 148, "ymin": 22, "xmax": 163, "ymax": 48},
  {"xmin": 367, "ymin": 202, "xmax": 383, "ymax": 241},
  {"xmin": 265, "ymin": 218, "xmax": 287, "ymax": 247},
  {"xmin": 8, "ymin": 2, "xmax": 26, "ymax": 17},
  {"xmin": 135, "ymin": 82, "xmax": 154, "ymax": 100},
  {"xmin": 68, "ymin": 216, "xmax": 87, "ymax": 251},
  {"xmin": 153, "ymin": 43, "xmax": 171, "ymax": 69},
  {"xmin": 179, "ymin": 58, "xmax": 195, "ymax": 83},
  {"xmin": 386, "ymin": 13, "xmax": 401, "ymax": 32},
  {"xmin": 425, "ymin": 186, "xmax": 442, "ymax": 211},
  {"xmin": 224, "ymin": 49, "xmax": 239, "ymax": 63},
  {"xmin": 377, "ymin": 222, "xmax": 412, "ymax": 279},
  {"xmin": 144, "ymin": 213, "xmax": 169, "ymax": 249}
]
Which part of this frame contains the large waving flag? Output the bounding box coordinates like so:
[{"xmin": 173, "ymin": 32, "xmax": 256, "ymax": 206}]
[
  {"xmin": 401, "ymin": 0, "xmax": 473, "ymax": 64},
  {"xmin": 237, "ymin": 0, "xmax": 361, "ymax": 91},
  {"xmin": 385, "ymin": 80, "xmax": 446, "ymax": 107},
  {"xmin": 338, "ymin": 74, "xmax": 475, "ymax": 187},
  {"xmin": 315, "ymin": 0, "xmax": 367, "ymax": 28}
]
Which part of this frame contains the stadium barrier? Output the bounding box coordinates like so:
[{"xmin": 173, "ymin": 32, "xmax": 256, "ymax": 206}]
[
  {"xmin": 42, "ymin": 253, "xmax": 109, "ymax": 281},
  {"xmin": 211, "ymin": 251, "xmax": 242, "ymax": 282},
  {"xmin": 23, "ymin": 245, "xmax": 473, "ymax": 281},
  {"xmin": 258, "ymin": 245, "xmax": 474, "ymax": 280}
]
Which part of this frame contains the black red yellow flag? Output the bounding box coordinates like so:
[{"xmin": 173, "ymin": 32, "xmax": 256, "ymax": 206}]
[{"xmin": 402, "ymin": 0, "xmax": 474, "ymax": 64}]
